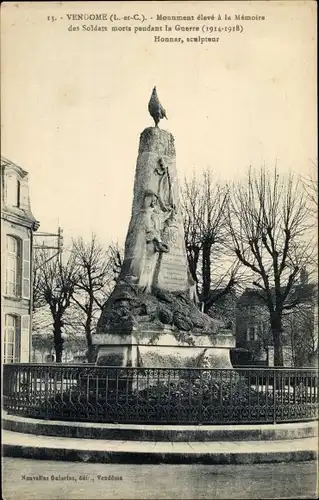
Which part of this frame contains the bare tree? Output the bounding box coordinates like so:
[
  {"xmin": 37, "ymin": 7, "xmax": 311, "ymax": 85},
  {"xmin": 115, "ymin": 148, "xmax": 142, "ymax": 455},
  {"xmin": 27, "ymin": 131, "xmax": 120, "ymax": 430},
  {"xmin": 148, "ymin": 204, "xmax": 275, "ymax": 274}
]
[
  {"xmin": 71, "ymin": 235, "xmax": 121, "ymax": 360},
  {"xmin": 227, "ymin": 166, "xmax": 315, "ymax": 366},
  {"xmin": 32, "ymin": 303, "xmax": 86, "ymax": 360},
  {"xmin": 301, "ymin": 160, "xmax": 318, "ymax": 216},
  {"xmin": 283, "ymin": 286, "xmax": 318, "ymax": 367},
  {"xmin": 182, "ymin": 173, "xmax": 202, "ymax": 283},
  {"xmin": 181, "ymin": 169, "xmax": 238, "ymax": 312},
  {"xmin": 33, "ymin": 249, "xmax": 79, "ymax": 362},
  {"xmin": 108, "ymin": 241, "xmax": 123, "ymax": 283}
]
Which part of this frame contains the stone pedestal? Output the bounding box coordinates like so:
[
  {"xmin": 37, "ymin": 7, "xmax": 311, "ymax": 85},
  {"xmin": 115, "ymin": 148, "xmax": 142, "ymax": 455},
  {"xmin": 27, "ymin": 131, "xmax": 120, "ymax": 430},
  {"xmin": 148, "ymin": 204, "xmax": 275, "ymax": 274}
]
[{"xmin": 93, "ymin": 328, "xmax": 235, "ymax": 369}]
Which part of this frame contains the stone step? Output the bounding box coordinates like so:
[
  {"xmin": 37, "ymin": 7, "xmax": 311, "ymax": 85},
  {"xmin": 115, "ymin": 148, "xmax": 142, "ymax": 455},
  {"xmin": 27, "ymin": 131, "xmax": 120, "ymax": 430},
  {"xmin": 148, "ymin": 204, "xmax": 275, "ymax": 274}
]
[
  {"xmin": 2, "ymin": 429, "xmax": 317, "ymax": 464},
  {"xmin": 3, "ymin": 412, "xmax": 317, "ymax": 442}
]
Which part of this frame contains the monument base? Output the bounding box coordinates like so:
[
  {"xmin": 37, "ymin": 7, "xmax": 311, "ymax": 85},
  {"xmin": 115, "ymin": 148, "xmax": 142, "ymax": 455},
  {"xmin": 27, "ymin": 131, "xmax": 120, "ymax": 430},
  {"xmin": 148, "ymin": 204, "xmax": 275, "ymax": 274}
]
[{"xmin": 92, "ymin": 328, "xmax": 235, "ymax": 369}]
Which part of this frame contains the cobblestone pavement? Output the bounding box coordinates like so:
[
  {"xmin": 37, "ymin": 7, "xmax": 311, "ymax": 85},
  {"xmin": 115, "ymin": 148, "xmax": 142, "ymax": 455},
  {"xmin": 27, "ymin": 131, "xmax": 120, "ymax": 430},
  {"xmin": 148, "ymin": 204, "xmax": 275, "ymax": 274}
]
[{"xmin": 2, "ymin": 458, "xmax": 318, "ymax": 499}]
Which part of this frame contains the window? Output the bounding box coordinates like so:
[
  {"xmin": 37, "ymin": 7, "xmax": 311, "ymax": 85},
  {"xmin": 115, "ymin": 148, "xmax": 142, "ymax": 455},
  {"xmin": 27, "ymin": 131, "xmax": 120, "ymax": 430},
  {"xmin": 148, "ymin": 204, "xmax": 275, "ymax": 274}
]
[
  {"xmin": 246, "ymin": 326, "xmax": 258, "ymax": 342},
  {"xmin": 4, "ymin": 315, "xmax": 21, "ymax": 363},
  {"xmin": 5, "ymin": 236, "xmax": 22, "ymax": 296},
  {"xmin": 17, "ymin": 180, "xmax": 21, "ymax": 207},
  {"xmin": 6, "ymin": 174, "xmax": 20, "ymax": 207}
]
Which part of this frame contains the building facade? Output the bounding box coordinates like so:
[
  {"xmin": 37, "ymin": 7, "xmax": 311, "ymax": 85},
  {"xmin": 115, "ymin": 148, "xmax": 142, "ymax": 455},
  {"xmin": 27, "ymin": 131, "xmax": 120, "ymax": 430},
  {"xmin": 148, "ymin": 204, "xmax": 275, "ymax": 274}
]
[
  {"xmin": 1, "ymin": 156, "xmax": 39, "ymax": 363},
  {"xmin": 235, "ymin": 281, "xmax": 318, "ymax": 367},
  {"xmin": 235, "ymin": 289, "xmax": 272, "ymax": 365}
]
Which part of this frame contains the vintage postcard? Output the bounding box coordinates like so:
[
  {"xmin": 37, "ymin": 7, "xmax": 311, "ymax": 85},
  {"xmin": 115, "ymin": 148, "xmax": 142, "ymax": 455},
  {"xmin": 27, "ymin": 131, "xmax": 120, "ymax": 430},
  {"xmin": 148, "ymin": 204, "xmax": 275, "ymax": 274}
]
[{"xmin": 1, "ymin": 1, "xmax": 317, "ymax": 499}]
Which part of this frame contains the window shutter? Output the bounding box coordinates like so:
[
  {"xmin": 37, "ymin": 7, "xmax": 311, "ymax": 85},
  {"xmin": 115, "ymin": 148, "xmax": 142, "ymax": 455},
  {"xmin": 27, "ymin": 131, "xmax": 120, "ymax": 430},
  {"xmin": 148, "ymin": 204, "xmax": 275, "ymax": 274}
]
[
  {"xmin": 6, "ymin": 174, "xmax": 17, "ymax": 205},
  {"xmin": 246, "ymin": 327, "xmax": 250, "ymax": 341},
  {"xmin": 15, "ymin": 316, "xmax": 22, "ymax": 362},
  {"xmin": 22, "ymin": 239, "xmax": 31, "ymax": 299},
  {"xmin": 20, "ymin": 315, "xmax": 30, "ymax": 362}
]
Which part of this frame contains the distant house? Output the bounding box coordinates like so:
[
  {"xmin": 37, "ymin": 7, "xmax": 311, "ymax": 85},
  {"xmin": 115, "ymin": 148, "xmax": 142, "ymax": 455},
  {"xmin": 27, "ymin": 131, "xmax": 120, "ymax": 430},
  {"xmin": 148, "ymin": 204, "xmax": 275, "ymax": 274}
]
[
  {"xmin": 235, "ymin": 275, "xmax": 318, "ymax": 367},
  {"xmin": 1, "ymin": 156, "xmax": 39, "ymax": 363},
  {"xmin": 235, "ymin": 288, "xmax": 271, "ymax": 365},
  {"xmin": 281, "ymin": 279, "xmax": 318, "ymax": 367}
]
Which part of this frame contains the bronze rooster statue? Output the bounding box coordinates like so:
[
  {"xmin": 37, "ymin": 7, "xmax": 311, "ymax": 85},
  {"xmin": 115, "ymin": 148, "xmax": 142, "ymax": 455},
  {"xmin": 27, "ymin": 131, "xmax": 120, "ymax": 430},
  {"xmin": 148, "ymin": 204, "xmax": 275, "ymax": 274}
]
[{"xmin": 148, "ymin": 86, "xmax": 168, "ymax": 127}]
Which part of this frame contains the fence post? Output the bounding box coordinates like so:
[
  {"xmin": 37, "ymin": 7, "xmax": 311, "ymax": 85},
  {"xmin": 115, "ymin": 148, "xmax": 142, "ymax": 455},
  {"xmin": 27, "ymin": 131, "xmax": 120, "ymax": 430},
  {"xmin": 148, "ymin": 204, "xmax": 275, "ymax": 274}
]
[
  {"xmin": 3, "ymin": 365, "xmax": 10, "ymax": 414},
  {"xmin": 273, "ymin": 369, "xmax": 276, "ymax": 424},
  {"xmin": 44, "ymin": 369, "xmax": 49, "ymax": 419}
]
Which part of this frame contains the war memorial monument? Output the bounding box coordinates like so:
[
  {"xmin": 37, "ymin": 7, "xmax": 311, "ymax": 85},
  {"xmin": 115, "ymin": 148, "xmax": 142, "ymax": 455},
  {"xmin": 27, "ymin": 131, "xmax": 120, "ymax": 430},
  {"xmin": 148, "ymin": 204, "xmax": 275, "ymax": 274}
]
[{"xmin": 92, "ymin": 87, "xmax": 235, "ymax": 369}]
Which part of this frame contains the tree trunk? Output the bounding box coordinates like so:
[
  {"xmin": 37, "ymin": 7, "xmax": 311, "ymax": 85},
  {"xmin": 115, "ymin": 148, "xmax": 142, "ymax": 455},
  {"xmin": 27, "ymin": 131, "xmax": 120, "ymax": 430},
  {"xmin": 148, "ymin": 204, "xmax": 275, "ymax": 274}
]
[
  {"xmin": 85, "ymin": 314, "xmax": 94, "ymax": 363},
  {"xmin": 87, "ymin": 345, "xmax": 96, "ymax": 363},
  {"xmin": 54, "ymin": 339, "xmax": 64, "ymax": 362},
  {"xmin": 270, "ymin": 313, "xmax": 284, "ymax": 366},
  {"xmin": 85, "ymin": 316, "xmax": 92, "ymax": 348},
  {"xmin": 53, "ymin": 318, "xmax": 64, "ymax": 363},
  {"xmin": 202, "ymin": 242, "xmax": 211, "ymax": 313}
]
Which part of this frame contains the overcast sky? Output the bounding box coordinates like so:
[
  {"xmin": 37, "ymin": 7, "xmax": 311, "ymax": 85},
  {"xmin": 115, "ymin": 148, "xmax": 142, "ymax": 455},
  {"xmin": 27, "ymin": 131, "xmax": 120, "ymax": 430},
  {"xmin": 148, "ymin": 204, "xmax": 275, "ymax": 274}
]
[{"xmin": 1, "ymin": 1, "xmax": 317, "ymax": 248}]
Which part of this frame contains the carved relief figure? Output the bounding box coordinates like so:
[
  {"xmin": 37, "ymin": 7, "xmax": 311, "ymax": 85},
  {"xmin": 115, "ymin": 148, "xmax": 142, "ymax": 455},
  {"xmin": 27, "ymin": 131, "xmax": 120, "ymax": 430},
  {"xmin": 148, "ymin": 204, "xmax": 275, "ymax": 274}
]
[
  {"xmin": 138, "ymin": 190, "xmax": 170, "ymax": 293},
  {"xmin": 155, "ymin": 157, "xmax": 175, "ymax": 213},
  {"xmin": 121, "ymin": 155, "xmax": 178, "ymax": 289}
]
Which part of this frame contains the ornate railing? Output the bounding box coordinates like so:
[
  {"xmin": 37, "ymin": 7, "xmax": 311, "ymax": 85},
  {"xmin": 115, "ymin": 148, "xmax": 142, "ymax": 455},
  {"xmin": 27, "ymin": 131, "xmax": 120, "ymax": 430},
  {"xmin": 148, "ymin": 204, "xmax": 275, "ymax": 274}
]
[{"xmin": 3, "ymin": 364, "xmax": 318, "ymax": 424}]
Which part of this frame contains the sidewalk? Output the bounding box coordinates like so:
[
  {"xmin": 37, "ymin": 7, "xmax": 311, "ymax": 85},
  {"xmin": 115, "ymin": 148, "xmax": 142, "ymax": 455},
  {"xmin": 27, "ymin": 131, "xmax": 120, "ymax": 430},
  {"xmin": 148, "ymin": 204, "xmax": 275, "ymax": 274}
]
[{"xmin": 3, "ymin": 429, "xmax": 317, "ymax": 464}]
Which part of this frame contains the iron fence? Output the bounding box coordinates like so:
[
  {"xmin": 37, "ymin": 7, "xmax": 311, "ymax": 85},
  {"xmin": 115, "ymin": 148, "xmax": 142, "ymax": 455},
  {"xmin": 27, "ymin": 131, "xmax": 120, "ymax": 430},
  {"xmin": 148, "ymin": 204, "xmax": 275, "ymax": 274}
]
[{"xmin": 3, "ymin": 363, "xmax": 318, "ymax": 424}]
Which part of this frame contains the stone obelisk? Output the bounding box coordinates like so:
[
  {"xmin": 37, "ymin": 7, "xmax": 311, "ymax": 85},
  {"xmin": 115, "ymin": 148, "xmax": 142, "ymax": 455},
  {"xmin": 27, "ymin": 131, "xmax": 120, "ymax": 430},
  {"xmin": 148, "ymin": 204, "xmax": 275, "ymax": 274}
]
[
  {"xmin": 120, "ymin": 126, "xmax": 189, "ymax": 294},
  {"xmin": 92, "ymin": 89, "xmax": 234, "ymax": 368}
]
